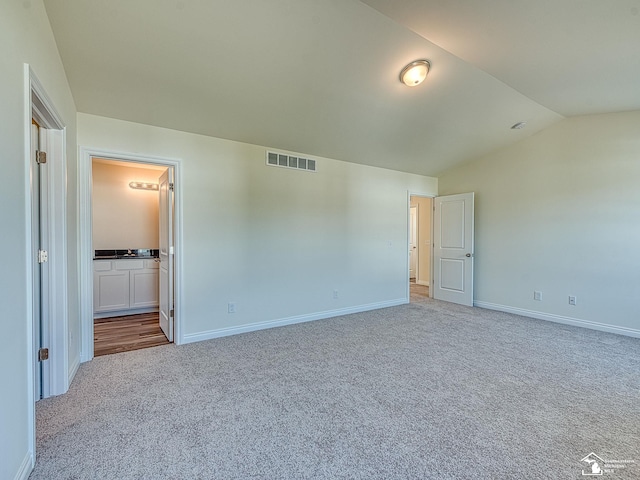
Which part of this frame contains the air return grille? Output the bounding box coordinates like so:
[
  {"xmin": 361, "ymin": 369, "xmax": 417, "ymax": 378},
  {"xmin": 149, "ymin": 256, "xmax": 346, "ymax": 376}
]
[{"xmin": 266, "ymin": 151, "xmax": 317, "ymax": 172}]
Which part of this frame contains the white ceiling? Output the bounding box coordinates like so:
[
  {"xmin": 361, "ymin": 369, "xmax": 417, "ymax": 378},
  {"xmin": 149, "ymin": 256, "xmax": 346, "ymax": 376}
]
[
  {"xmin": 362, "ymin": 0, "xmax": 640, "ymax": 117},
  {"xmin": 43, "ymin": 0, "xmax": 640, "ymax": 176}
]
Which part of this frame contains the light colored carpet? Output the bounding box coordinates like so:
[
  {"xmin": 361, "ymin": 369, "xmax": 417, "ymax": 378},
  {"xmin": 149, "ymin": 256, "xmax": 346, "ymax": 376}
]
[{"xmin": 31, "ymin": 295, "xmax": 640, "ymax": 479}]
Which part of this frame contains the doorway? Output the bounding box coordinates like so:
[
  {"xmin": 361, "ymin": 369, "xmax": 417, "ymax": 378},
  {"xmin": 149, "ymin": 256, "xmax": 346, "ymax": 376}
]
[
  {"xmin": 27, "ymin": 66, "xmax": 70, "ymax": 466},
  {"xmin": 409, "ymin": 195, "xmax": 433, "ymax": 302},
  {"xmin": 90, "ymin": 158, "xmax": 172, "ymax": 356},
  {"xmin": 78, "ymin": 148, "xmax": 181, "ymax": 362},
  {"xmin": 28, "ymin": 68, "xmax": 69, "ymax": 402}
]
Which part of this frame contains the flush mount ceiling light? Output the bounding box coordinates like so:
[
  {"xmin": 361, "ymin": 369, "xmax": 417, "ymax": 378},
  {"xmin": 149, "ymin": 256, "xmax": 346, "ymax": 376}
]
[
  {"xmin": 400, "ymin": 60, "xmax": 430, "ymax": 87},
  {"xmin": 129, "ymin": 181, "xmax": 159, "ymax": 191},
  {"xmin": 510, "ymin": 121, "xmax": 527, "ymax": 130}
]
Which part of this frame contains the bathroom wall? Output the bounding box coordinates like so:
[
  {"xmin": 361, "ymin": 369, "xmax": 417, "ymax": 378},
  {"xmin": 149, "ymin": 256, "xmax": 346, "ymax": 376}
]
[{"xmin": 92, "ymin": 160, "xmax": 163, "ymax": 249}]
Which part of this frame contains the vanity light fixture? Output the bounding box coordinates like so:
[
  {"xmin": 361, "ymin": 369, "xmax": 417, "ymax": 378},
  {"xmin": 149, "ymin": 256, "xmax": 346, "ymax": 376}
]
[
  {"xmin": 400, "ymin": 60, "xmax": 430, "ymax": 87},
  {"xmin": 129, "ymin": 181, "xmax": 159, "ymax": 191}
]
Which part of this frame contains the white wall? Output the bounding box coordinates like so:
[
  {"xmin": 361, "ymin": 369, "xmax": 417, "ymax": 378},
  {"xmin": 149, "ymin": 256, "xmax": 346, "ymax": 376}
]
[
  {"xmin": 92, "ymin": 162, "xmax": 161, "ymax": 250},
  {"xmin": 0, "ymin": 1, "xmax": 77, "ymax": 478},
  {"xmin": 438, "ymin": 111, "xmax": 640, "ymax": 335},
  {"xmin": 78, "ymin": 113, "xmax": 438, "ymax": 340}
]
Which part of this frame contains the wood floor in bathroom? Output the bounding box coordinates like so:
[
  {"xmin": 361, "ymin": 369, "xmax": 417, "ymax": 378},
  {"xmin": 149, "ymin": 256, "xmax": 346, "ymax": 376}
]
[{"xmin": 94, "ymin": 312, "xmax": 169, "ymax": 357}]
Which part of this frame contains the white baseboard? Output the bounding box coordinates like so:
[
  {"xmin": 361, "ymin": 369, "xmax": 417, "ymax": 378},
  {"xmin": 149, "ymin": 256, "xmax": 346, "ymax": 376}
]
[
  {"xmin": 14, "ymin": 452, "xmax": 33, "ymax": 480},
  {"xmin": 68, "ymin": 352, "xmax": 80, "ymax": 385},
  {"xmin": 182, "ymin": 299, "xmax": 408, "ymax": 344},
  {"xmin": 93, "ymin": 307, "xmax": 158, "ymax": 319},
  {"xmin": 475, "ymin": 301, "xmax": 640, "ymax": 338}
]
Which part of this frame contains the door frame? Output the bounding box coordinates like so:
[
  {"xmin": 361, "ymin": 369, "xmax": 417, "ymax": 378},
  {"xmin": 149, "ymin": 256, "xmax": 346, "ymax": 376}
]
[
  {"xmin": 25, "ymin": 64, "xmax": 69, "ymax": 463},
  {"xmin": 407, "ymin": 192, "xmax": 435, "ymax": 301},
  {"xmin": 78, "ymin": 147, "xmax": 183, "ymax": 362}
]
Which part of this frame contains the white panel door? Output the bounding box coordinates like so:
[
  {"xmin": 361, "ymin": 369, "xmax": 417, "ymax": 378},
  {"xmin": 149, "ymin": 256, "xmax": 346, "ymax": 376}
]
[
  {"xmin": 159, "ymin": 168, "xmax": 174, "ymax": 342},
  {"xmin": 433, "ymin": 193, "xmax": 474, "ymax": 306}
]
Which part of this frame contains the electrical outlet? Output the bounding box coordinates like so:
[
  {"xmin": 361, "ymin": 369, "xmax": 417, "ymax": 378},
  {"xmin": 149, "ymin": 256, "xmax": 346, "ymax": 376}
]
[
  {"xmin": 333, "ymin": 289, "xmax": 339, "ymax": 299},
  {"xmin": 533, "ymin": 291, "xmax": 542, "ymax": 301},
  {"xmin": 569, "ymin": 296, "xmax": 577, "ymax": 306},
  {"xmin": 228, "ymin": 302, "xmax": 236, "ymax": 313}
]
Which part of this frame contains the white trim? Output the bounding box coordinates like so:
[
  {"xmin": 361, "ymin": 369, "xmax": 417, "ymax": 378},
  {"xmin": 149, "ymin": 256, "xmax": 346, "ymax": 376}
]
[
  {"xmin": 30, "ymin": 71, "xmax": 69, "ymax": 395},
  {"xmin": 475, "ymin": 301, "xmax": 640, "ymax": 338},
  {"xmin": 182, "ymin": 299, "xmax": 408, "ymax": 344},
  {"xmin": 13, "ymin": 452, "xmax": 33, "ymax": 480},
  {"xmin": 68, "ymin": 350, "xmax": 80, "ymax": 384},
  {"xmin": 78, "ymin": 147, "xmax": 184, "ymax": 363},
  {"xmin": 77, "ymin": 149, "xmax": 93, "ymax": 361},
  {"xmin": 22, "ymin": 62, "xmax": 35, "ymax": 480},
  {"xmin": 24, "ymin": 64, "xmax": 69, "ymax": 475},
  {"xmin": 94, "ymin": 307, "xmax": 159, "ymax": 319},
  {"xmin": 42, "ymin": 128, "xmax": 69, "ymax": 396}
]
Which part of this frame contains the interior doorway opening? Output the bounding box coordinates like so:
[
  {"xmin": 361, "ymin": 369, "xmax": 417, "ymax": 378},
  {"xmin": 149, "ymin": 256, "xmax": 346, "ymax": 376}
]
[
  {"xmin": 409, "ymin": 195, "xmax": 433, "ymax": 303},
  {"xmin": 90, "ymin": 157, "xmax": 174, "ymax": 356},
  {"xmin": 28, "ymin": 68, "xmax": 69, "ymax": 402},
  {"xmin": 79, "ymin": 148, "xmax": 181, "ymax": 363}
]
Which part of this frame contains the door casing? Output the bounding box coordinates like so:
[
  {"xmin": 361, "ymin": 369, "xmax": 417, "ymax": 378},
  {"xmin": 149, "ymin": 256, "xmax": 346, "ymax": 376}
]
[
  {"xmin": 25, "ymin": 64, "xmax": 68, "ymax": 467},
  {"xmin": 78, "ymin": 147, "xmax": 183, "ymax": 362}
]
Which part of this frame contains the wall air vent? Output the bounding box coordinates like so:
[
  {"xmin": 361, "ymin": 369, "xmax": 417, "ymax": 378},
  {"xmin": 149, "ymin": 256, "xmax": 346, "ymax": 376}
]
[{"xmin": 266, "ymin": 151, "xmax": 317, "ymax": 172}]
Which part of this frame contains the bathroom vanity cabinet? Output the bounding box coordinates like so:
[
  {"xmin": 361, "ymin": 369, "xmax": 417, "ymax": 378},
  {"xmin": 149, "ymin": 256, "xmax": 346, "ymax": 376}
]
[{"xmin": 93, "ymin": 258, "xmax": 160, "ymax": 316}]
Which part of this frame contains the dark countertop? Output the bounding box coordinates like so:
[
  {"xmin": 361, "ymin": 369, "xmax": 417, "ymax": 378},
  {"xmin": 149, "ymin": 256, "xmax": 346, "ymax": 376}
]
[{"xmin": 94, "ymin": 248, "xmax": 159, "ymax": 260}]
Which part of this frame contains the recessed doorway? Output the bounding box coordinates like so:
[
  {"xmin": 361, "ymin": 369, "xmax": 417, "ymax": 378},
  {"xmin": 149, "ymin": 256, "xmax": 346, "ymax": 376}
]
[
  {"xmin": 91, "ymin": 158, "xmax": 171, "ymax": 356},
  {"xmin": 78, "ymin": 148, "xmax": 182, "ymax": 362},
  {"xmin": 409, "ymin": 195, "xmax": 433, "ymax": 302}
]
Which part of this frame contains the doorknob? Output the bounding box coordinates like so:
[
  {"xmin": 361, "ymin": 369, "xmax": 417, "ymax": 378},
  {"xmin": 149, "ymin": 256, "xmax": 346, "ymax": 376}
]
[{"xmin": 465, "ymin": 253, "xmax": 471, "ymax": 257}]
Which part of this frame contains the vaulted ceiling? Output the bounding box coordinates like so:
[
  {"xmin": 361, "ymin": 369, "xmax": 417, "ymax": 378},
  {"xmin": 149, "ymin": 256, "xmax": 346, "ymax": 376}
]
[{"xmin": 43, "ymin": 0, "xmax": 640, "ymax": 176}]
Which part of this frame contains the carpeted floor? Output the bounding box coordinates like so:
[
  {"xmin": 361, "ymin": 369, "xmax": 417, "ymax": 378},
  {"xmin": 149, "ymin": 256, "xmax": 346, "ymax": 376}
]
[{"xmin": 31, "ymin": 294, "xmax": 640, "ymax": 479}]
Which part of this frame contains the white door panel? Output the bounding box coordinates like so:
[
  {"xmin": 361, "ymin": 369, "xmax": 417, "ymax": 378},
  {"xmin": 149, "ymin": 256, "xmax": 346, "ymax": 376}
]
[
  {"xmin": 433, "ymin": 193, "xmax": 474, "ymax": 306},
  {"xmin": 159, "ymin": 168, "xmax": 174, "ymax": 342},
  {"xmin": 440, "ymin": 201, "xmax": 465, "ymax": 248}
]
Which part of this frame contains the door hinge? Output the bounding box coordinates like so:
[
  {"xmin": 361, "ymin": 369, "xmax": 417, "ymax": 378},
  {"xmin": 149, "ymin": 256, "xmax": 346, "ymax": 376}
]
[
  {"xmin": 36, "ymin": 150, "xmax": 47, "ymax": 164},
  {"xmin": 170, "ymin": 309, "xmax": 174, "ymax": 318},
  {"xmin": 38, "ymin": 348, "xmax": 49, "ymax": 361},
  {"xmin": 38, "ymin": 249, "xmax": 48, "ymax": 263},
  {"xmin": 169, "ymin": 183, "xmax": 174, "ymax": 191}
]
